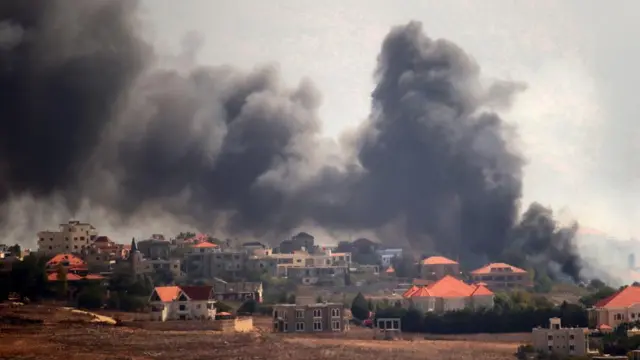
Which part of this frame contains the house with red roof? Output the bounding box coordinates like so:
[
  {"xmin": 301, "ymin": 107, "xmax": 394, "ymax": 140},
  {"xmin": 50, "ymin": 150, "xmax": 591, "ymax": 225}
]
[
  {"xmin": 420, "ymin": 256, "xmax": 461, "ymax": 281},
  {"xmin": 149, "ymin": 285, "xmax": 217, "ymax": 321},
  {"xmin": 469, "ymin": 263, "xmax": 532, "ymax": 291},
  {"xmin": 402, "ymin": 275, "xmax": 494, "ymax": 313},
  {"xmin": 589, "ymin": 285, "xmax": 640, "ymax": 329}
]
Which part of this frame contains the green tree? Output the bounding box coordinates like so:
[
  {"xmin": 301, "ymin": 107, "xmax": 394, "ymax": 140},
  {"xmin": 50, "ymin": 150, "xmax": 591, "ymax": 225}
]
[
  {"xmin": 215, "ymin": 301, "xmax": 233, "ymax": 313},
  {"xmin": 316, "ymin": 295, "xmax": 323, "ymax": 303},
  {"xmin": 286, "ymin": 293, "xmax": 296, "ymax": 304},
  {"xmin": 10, "ymin": 254, "xmax": 48, "ymax": 300},
  {"xmin": 77, "ymin": 285, "xmax": 104, "ymax": 309},
  {"xmin": 7, "ymin": 244, "xmax": 21, "ymax": 256},
  {"xmin": 237, "ymin": 299, "xmax": 258, "ymax": 314},
  {"xmin": 56, "ymin": 263, "xmax": 68, "ymax": 299},
  {"xmin": 176, "ymin": 232, "xmax": 196, "ymax": 240},
  {"xmin": 580, "ymin": 286, "xmax": 617, "ymax": 307},
  {"xmin": 351, "ymin": 292, "xmax": 369, "ymax": 320},
  {"xmin": 391, "ymin": 255, "xmax": 418, "ymax": 278}
]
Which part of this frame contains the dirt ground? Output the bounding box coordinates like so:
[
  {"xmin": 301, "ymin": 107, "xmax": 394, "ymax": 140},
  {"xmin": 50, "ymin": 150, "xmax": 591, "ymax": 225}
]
[{"xmin": 0, "ymin": 304, "xmax": 525, "ymax": 360}]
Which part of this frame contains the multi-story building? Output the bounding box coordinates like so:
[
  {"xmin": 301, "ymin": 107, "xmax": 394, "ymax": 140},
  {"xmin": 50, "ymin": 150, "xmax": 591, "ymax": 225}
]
[
  {"xmin": 212, "ymin": 278, "xmax": 263, "ymax": 303},
  {"xmin": 469, "ymin": 263, "xmax": 532, "ymax": 291},
  {"xmin": 402, "ymin": 275, "xmax": 494, "ymax": 313},
  {"xmin": 148, "ymin": 285, "xmax": 217, "ymax": 321},
  {"xmin": 589, "ymin": 284, "xmax": 640, "ymax": 329},
  {"xmin": 37, "ymin": 220, "xmax": 99, "ymax": 256},
  {"xmin": 184, "ymin": 244, "xmax": 247, "ymax": 280},
  {"xmin": 377, "ymin": 248, "xmax": 403, "ymax": 267},
  {"xmin": 137, "ymin": 238, "xmax": 171, "ymax": 260},
  {"xmin": 277, "ymin": 232, "xmax": 315, "ymax": 254},
  {"xmin": 242, "ymin": 242, "xmax": 273, "ymax": 256},
  {"xmin": 272, "ymin": 302, "xmax": 348, "ymax": 333},
  {"xmin": 420, "ymin": 256, "xmax": 460, "ymax": 281},
  {"xmin": 532, "ymin": 318, "xmax": 588, "ymax": 357},
  {"xmin": 270, "ymin": 250, "xmax": 349, "ymax": 285}
]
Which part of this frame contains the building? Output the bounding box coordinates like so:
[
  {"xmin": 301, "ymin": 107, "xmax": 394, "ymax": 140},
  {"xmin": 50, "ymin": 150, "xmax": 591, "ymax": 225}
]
[
  {"xmin": 377, "ymin": 248, "xmax": 403, "ymax": 267},
  {"xmin": 148, "ymin": 285, "xmax": 217, "ymax": 321},
  {"xmin": 420, "ymin": 256, "xmax": 460, "ymax": 281},
  {"xmin": 272, "ymin": 302, "xmax": 348, "ymax": 333},
  {"xmin": 469, "ymin": 263, "xmax": 532, "ymax": 291},
  {"xmin": 37, "ymin": 220, "xmax": 99, "ymax": 255},
  {"xmin": 403, "ymin": 275, "xmax": 494, "ymax": 313},
  {"xmin": 589, "ymin": 284, "xmax": 640, "ymax": 329},
  {"xmin": 242, "ymin": 242, "xmax": 273, "ymax": 256},
  {"xmin": 270, "ymin": 250, "xmax": 349, "ymax": 285},
  {"xmin": 46, "ymin": 253, "xmax": 88, "ymax": 273},
  {"xmin": 184, "ymin": 246, "xmax": 247, "ymax": 280},
  {"xmin": 212, "ymin": 278, "xmax": 263, "ymax": 303},
  {"xmin": 532, "ymin": 318, "xmax": 588, "ymax": 357},
  {"xmin": 137, "ymin": 238, "xmax": 171, "ymax": 260}
]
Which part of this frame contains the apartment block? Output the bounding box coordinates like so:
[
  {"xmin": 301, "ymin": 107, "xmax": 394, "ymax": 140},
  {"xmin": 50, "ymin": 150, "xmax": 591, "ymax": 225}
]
[
  {"xmin": 37, "ymin": 220, "xmax": 99, "ymax": 255},
  {"xmin": 272, "ymin": 303, "xmax": 348, "ymax": 333},
  {"xmin": 532, "ymin": 318, "xmax": 588, "ymax": 357}
]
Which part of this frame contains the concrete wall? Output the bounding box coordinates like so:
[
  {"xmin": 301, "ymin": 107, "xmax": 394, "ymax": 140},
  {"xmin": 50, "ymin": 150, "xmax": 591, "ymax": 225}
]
[{"xmin": 212, "ymin": 317, "xmax": 254, "ymax": 332}]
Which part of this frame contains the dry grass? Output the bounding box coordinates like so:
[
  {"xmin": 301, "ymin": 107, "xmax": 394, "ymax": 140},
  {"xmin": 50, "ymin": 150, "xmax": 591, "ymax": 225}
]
[{"xmin": 0, "ymin": 305, "xmax": 523, "ymax": 360}]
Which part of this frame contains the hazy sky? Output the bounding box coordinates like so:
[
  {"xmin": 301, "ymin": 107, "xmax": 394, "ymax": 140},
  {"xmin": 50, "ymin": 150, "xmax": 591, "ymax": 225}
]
[{"xmin": 139, "ymin": 0, "xmax": 640, "ymax": 238}]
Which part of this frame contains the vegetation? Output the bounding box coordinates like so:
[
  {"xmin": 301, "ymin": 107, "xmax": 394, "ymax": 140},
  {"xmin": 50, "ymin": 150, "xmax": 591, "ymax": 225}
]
[
  {"xmin": 214, "ymin": 301, "xmax": 234, "ymax": 313},
  {"xmin": 1, "ymin": 253, "xmax": 49, "ymax": 301},
  {"xmin": 374, "ymin": 301, "xmax": 587, "ymax": 334},
  {"xmin": 107, "ymin": 272, "xmax": 153, "ymax": 312},
  {"xmin": 237, "ymin": 299, "xmax": 258, "ymax": 314},
  {"xmin": 351, "ymin": 292, "xmax": 370, "ymax": 320},
  {"xmin": 77, "ymin": 285, "xmax": 105, "ymax": 310}
]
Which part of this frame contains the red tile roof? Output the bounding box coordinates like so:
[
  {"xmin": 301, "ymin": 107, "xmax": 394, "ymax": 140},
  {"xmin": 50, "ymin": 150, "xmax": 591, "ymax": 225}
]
[
  {"xmin": 46, "ymin": 254, "xmax": 87, "ymax": 269},
  {"xmin": 153, "ymin": 286, "xmax": 182, "ymax": 302},
  {"xmin": 385, "ymin": 266, "xmax": 395, "ymax": 273},
  {"xmin": 594, "ymin": 285, "xmax": 640, "ymax": 308},
  {"xmin": 180, "ymin": 285, "xmax": 213, "ymax": 301},
  {"xmin": 47, "ymin": 272, "xmax": 104, "ymax": 282},
  {"xmin": 471, "ymin": 284, "xmax": 493, "ymax": 296},
  {"xmin": 192, "ymin": 241, "xmax": 218, "ymax": 248},
  {"xmin": 422, "ymin": 256, "xmax": 458, "ymax": 265},
  {"xmin": 152, "ymin": 285, "xmax": 213, "ymax": 302},
  {"xmin": 404, "ymin": 275, "xmax": 493, "ymax": 299},
  {"xmin": 470, "ymin": 263, "xmax": 527, "ymax": 275},
  {"xmin": 402, "ymin": 285, "xmax": 420, "ymax": 298}
]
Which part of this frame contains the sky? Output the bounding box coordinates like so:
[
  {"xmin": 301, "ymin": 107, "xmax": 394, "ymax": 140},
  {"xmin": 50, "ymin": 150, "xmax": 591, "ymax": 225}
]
[{"xmin": 139, "ymin": 0, "xmax": 640, "ymax": 239}]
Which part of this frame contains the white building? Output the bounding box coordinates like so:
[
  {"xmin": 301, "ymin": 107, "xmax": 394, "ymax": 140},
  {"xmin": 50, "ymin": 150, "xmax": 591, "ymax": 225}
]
[
  {"xmin": 149, "ymin": 285, "xmax": 217, "ymax": 321},
  {"xmin": 37, "ymin": 220, "xmax": 99, "ymax": 256},
  {"xmin": 376, "ymin": 248, "xmax": 403, "ymax": 267}
]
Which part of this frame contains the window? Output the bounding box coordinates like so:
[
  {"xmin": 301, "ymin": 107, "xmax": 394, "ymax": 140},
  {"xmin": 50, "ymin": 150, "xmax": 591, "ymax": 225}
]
[
  {"xmin": 569, "ymin": 345, "xmax": 575, "ymax": 351},
  {"xmin": 547, "ymin": 335, "xmax": 553, "ymax": 341},
  {"xmin": 332, "ymin": 320, "xmax": 341, "ymax": 331},
  {"xmin": 569, "ymin": 334, "xmax": 575, "ymax": 340},
  {"xmin": 179, "ymin": 305, "xmax": 186, "ymax": 311},
  {"xmin": 331, "ymin": 308, "xmax": 340, "ymax": 317},
  {"xmin": 296, "ymin": 310, "xmax": 304, "ymax": 319},
  {"xmin": 313, "ymin": 309, "xmax": 322, "ymax": 318},
  {"xmin": 633, "ymin": 313, "xmax": 637, "ymax": 319},
  {"xmin": 283, "ymin": 323, "xmax": 288, "ymax": 332},
  {"xmin": 80, "ymin": 237, "xmax": 85, "ymax": 241},
  {"xmin": 615, "ymin": 313, "xmax": 623, "ymax": 320},
  {"xmin": 296, "ymin": 322, "xmax": 305, "ymax": 331},
  {"xmin": 313, "ymin": 320, "xmax": 322, "ymax": 331},
  {"xmin": 548, "ymin": 346, "xmax": 552, "ymax": 351}
]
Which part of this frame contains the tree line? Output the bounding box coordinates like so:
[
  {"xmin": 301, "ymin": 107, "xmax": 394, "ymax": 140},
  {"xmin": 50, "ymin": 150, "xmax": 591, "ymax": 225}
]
[{"xmin": 351, "ymin": 290, "xmax": 590, "ymax": 334}]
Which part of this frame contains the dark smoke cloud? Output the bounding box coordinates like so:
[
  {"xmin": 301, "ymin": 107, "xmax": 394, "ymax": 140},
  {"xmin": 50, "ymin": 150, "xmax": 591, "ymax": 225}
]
[{"xmin": 0, "ymin": 2, "xmax": 584, "ymax": 280}]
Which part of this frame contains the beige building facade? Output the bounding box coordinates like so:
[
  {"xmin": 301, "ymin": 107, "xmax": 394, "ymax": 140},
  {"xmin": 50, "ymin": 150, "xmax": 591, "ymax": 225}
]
[
  {"xmin": 532, "ymin": 318, "xmax": 588, "ymax": 357},
  {"xmin": 272, "ymin": 303, "xmax": 348, "ymax": 333},
  {"xmin": 38, "ymin": 220, "xmax": 98, "ymax": 255}
]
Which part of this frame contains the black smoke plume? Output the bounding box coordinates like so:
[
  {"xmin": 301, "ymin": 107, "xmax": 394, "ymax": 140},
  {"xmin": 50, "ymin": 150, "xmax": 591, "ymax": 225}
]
[{"xmin": 0, "ymin": 1, "xmax": 583, "ymax": 280}]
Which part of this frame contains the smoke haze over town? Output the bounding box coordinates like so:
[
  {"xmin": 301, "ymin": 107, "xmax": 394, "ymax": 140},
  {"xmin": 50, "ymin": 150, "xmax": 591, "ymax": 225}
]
[{"xmin": 1, "ymin": 0, "xmax": 638, "ymax": 284}]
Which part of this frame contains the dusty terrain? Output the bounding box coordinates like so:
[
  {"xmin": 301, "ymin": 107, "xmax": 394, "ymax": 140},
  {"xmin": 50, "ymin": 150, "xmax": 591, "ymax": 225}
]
[{"xmin": 0, "ymin": 304, "xmax": 526, "ymax": 360}]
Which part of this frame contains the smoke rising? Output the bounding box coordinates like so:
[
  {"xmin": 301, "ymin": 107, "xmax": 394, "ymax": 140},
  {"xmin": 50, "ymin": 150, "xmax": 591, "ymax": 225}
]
[{"xmin": 0, "ymin": 1, "xmax": 584, "ymax": 280}]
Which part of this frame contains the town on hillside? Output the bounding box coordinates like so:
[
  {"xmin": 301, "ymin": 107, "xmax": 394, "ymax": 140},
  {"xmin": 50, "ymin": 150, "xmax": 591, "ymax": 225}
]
[{"xmin": 3, "ymin": 220, "xmax": 640, "ymax": 359}]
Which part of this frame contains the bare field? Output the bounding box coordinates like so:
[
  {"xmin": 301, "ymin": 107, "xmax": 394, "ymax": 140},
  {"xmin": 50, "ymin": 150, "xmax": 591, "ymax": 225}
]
[{"xmin": 0, "ymin": 305, "xmax": 523, "ymax": 360}]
